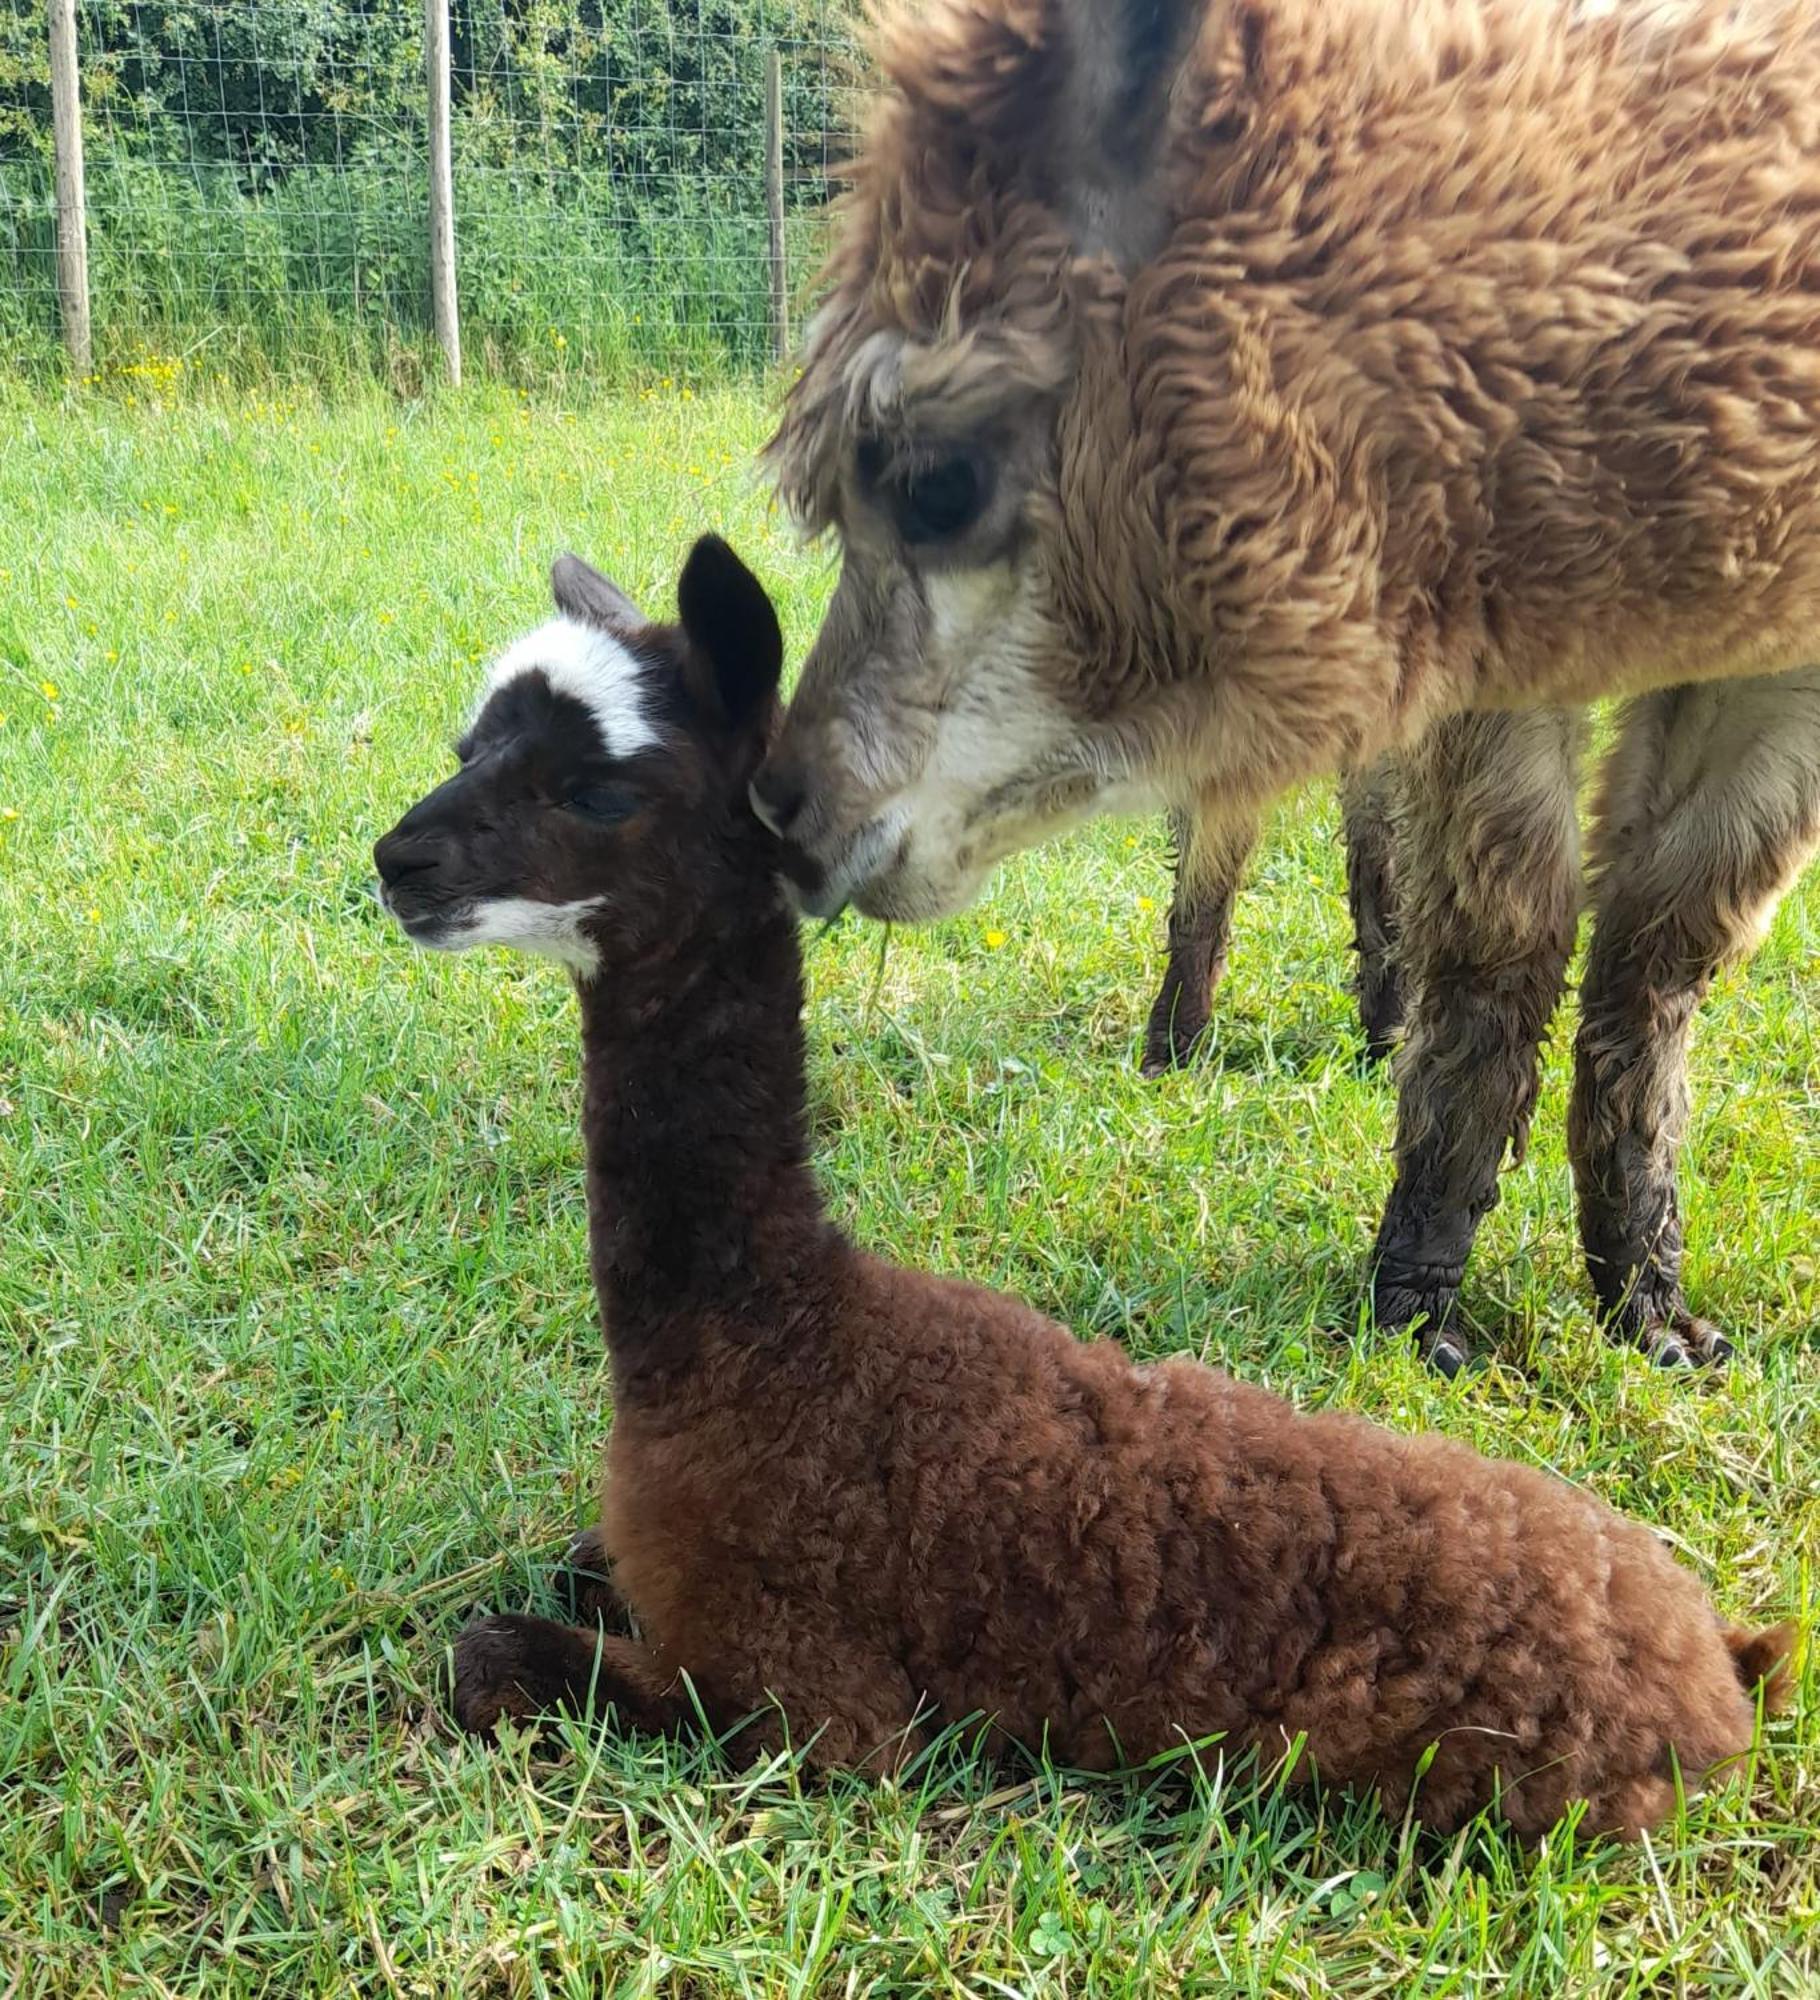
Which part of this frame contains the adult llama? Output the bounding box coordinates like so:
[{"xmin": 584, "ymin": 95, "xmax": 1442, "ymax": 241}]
[{"xmin": 757, "ymin": 0, "xmax": 1820, "ymax": 1374}]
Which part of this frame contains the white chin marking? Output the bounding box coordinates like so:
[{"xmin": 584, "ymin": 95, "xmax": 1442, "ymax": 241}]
[
  {"xmin": 481, "ymin": 616, "xmax": 656, "ymax": 759},
  {"xmin": 443, "ymin": 896, "xmax": 605, "ymax": 974}
]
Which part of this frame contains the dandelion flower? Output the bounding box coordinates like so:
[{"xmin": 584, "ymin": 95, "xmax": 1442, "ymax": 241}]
[
  {"xmin": 1137, "ymin": 896, "xmax": 1156, "ymax": 913},
  {"xmin": 39, "ymin": 680, "xmax": 59, "ymax": 702},
  {"xmin": 985, "ymin": 929, "xmax": 1007, "ymax": 949}
]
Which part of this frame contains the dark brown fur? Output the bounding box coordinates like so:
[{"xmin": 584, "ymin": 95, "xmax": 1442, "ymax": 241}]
[
  {"xmin": 1145, "ymin": 768, "xmax": 1404, "ymax": 1076},
  {"xmin": 376, "ymin": 542, "xmax": 1792, "ymax": 1842}
]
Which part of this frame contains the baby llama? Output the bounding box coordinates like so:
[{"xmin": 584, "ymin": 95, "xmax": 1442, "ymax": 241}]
[{"xmin": 373, "ymin": 537, "xmax": 1791, "ymax": 1841}]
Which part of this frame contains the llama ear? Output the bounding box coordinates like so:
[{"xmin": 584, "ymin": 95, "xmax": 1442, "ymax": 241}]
[
  {"xmin": 1055, "ymin": 0, "xmax": 1203, "ymax": 263},
  {"xmin": 551, "ymin": 553, "xmax": 642, "ymax": 635},
  {"xmin": 676, "ymin": 535, "xmax": 784, "ymax": 735}
]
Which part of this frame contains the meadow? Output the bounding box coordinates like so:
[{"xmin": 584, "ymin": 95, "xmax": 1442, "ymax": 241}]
[{"xmin": 0, "ymin": 372, "xmax": 1815, "ymax": 1996}]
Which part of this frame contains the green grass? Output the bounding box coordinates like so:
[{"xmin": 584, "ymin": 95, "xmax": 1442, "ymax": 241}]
[{"xmin": 0, "ymin": 376, "xmax": 1815, "ymax": 1997}]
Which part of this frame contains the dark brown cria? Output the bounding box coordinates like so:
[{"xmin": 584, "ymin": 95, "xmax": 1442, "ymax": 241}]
[{"xmin": 375, "ymin": 538, "xmax": 1794, "ymax": 1842}]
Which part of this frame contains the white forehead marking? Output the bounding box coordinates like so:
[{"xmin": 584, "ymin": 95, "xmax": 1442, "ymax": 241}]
[
  {"xmin": 436, "ymin": 895, "xmax": 606, "ymax": 976},
  {"xmin": 479, "ymin": 615, "xmax": 657, "ymax": 759}
]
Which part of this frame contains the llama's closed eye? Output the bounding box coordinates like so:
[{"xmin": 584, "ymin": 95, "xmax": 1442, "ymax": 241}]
[{"xmin": 564, "ymin": 782, "xmax": 639, "ymax": 824}]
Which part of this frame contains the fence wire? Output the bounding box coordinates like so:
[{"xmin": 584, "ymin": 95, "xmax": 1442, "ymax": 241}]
[{"xmin": 0, "ymin": 0, "xmax": 859, "ymax": 375}]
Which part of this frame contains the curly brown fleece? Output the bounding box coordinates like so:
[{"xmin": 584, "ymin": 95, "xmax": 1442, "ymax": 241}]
[
  {"xmin": 374, "ymin": 540, "xmax": 1793, "ymax": 1843},
  {"xmin": 752, "ymin": 0, "xmax": 1820, "ymax": 1373}
]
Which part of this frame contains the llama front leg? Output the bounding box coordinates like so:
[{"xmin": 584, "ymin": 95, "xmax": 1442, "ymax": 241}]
[
  {"xmin": 1142, "ymin": 805, "xmax": 1250, "ymax": 1074},
  {"xmin": 1370, "ymin": 708, "xmax": 1584, "ymax": 1373},
  {"xmin": 550, "ymin": 1523, "xmax": 635, "ymax": 1633},
  {"xmin": 1341, "ymin": 757, "xmax": 1405, "ymax": 1063},
  {"xmin": 447, "ymin": 1615, "xmax": 684, "ymax": 1739},
  {"xmin": 1571, "ymin": 674, "xmax": 1820, "ymax": 1364}
]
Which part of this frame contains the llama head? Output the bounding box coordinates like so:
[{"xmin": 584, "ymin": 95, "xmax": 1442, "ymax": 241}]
[
  {"xmin": 753, "ymin": 0, "xmax": 1203, "ymax": 921},
  {"xmin": 374, "ymin": 536, "xmax": 785, "ymax": 978}
]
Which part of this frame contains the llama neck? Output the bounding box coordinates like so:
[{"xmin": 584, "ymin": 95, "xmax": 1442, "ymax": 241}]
[{"xmin": 574, "ymin": 857, "xmax": 832, "ymax": 1397}]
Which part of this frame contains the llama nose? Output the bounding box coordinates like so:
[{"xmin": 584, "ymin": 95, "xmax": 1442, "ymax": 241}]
[
  {"xmin": 750, "ymin": 758, "xmax": 809, "ymax": 840},
  {"xmin": 373, "ymin": 831, "xmax": 441, "ymax": 887}
]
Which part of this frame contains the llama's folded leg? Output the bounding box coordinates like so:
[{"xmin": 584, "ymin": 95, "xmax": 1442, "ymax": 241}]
[
  {"xmin": 447, "ymin": 1614, "xmax": 683, "ymax": 1739},
  {"xmin": 1370, "ymin": 707, "xmax": 1584, "ymax": 1372},
  {"xmin": 551, "ymin": 1523, "xmax": 635, "ymax": 1634},
  {"xmin": 707, "ymin": 1625, "xmax": 931, "ymax": 1777},
  {"xmin": 1571, "ymin": 673, "xmax": 1820, "ymax": 1364},
  {"xmin": 1340, "ymin": 756, "xmax": 1405, "ymax": 1064},
  {"xmin": 1142, "ymin": 806, "xmax": 1249, "ymax": 1075}
]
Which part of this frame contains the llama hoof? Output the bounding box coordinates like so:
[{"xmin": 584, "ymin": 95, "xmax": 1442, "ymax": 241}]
[
  {"xmin": 1421, "ymin": 1328, "xmax": 1472, "ymax": 1378},
  {"xmin": 1140, "ymin": 1029, "xmax": 1205, "ymax": 1077},
  {"xmin": 1371, "ymin": 1282, "xmax": 1473, "ymax": 1375},
  {"xmin": 446, "ymin": 1613, "xmax": 577, "ymax": 1738},
  {"xmin": 1628, "ymin": 1312, "xmax": 1733, "ymax": 1370},
  {"xmin": 1369, "ymin": 1270, "xmax": 1470, "ymax": 1375},
  {"xmin": 552, "ymin": 1527, "xmax": 633, "ymax": 1632},
  {"xmin": 1141, "ymin": 997, "xmax": 1211, "ymax": 1076}
]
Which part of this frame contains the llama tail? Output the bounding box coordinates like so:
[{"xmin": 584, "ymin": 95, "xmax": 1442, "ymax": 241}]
[{"xmin": 1727, "ymin": 1620, "xmax": 1798, "ymax": 1717}]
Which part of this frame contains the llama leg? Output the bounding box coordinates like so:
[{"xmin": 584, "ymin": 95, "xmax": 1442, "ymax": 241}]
[
  {"xmin": 729, "ymin": 1645, "xmax": 930, "ymax": 1777},
  {"xmin": 551, "ymin": 1524, "xmax": 634, "ymax": 1633},
  {"xmin": 1142, "ymin": 806, "xmax": 1250, "ymax": 1074},
  {"xmin": 1571, "ymin": 674, "xmax": 1820, "ymax": 1364},
  {"xmin": 1341, "ymin": 756, "xmax": 1405, "ymax": 1063},
  {"xmin": 447, "ymin": 1614, "xmax": 684, "ymax": 1739},
  {"xmin": 1370, "ymin": 708, "xmax": 1584, "ymax": 1373},
  {"xmin": 669, "ymin": 1600, "xmax": 930, "ymax": 1775}
]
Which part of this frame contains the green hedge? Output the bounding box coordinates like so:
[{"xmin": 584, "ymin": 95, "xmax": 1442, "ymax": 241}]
[{"xmin": 0, "ymin": 0, "xmax": 857, "ymax": 378}]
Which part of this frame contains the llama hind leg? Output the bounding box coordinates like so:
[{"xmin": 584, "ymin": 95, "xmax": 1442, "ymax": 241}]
[
  {"xmin": 447, "ymin": 1614, "xmax": 684, "ymax": 1739},
  {"xmin": 1342, "ymin": 756, "xmax": 1405, "ymax": 1064},
  {"xmin": 1370, "ymin": 708, "xmax": 1584, "ymax": 1373},
  {"xmin": 1571, "ymin": 672, "xmax": 1820, "ymax": 1364},
  {"xmin": 1142, "ymin": 806, "xmax": 1250, "ymax": 1074}
]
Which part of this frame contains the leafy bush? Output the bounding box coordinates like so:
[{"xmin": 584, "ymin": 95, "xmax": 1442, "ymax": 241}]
[{"xmin": 0, "ymin": 0, "xmax": 859, "ymax": 378}]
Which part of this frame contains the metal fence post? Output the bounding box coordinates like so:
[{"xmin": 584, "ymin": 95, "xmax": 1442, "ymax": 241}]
[
  {"xmin": 47, "ymin": 0, "xmax": 91, "ymax": 374},
  {"xmin": 425, "ymin": 0, "xmax": 461, "ymax": 384},
  {"xmin": 764, "ymin": 49, "xmax": 789, "ymax": 364}
]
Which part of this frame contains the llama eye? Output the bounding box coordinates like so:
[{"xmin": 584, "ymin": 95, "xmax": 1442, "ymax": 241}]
[
  {"xmin": 564, "ymin": 782, "xmax": 637, "ymax": 824},
  {"xmin": 894, "ymin": 457, "xmax": 987, "ymax": 543}
]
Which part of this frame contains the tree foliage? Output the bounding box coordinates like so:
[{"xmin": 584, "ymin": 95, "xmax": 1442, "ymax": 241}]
[{"xmin": 0, "ymin": 0, "xmax": 858, "ymax": 199}]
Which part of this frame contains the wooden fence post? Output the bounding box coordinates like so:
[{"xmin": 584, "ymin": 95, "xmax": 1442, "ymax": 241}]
[
  {"xmin": 47, "ymin": 0, "xmax": 91, "ymax": 375},
  {"xmin": 764, "ymin": 49, "xmax": 789, "ymax": 363},
  {"xmin": 425, "ymin": 0, "xmax": 461, "ymax": 384}
]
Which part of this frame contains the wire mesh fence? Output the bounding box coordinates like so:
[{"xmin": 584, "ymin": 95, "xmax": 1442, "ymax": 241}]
[{"xmin": 0, "ymin": 0, "xmax": 860, "ymax": 378}]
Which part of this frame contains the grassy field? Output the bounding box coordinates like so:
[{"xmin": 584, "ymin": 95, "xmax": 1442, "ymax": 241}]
[{"xmin": 0, "ymin": 376, "xmax": 1815, "ymax": 1997}]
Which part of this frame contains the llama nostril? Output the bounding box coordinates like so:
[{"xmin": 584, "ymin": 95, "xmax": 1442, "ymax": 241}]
[{"xmin": 750, "ymin": 761, "xmax": 808, "ymax": 841}]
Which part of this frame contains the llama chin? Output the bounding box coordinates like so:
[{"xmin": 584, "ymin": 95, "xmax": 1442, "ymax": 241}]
[{"xmin": 440, "ymin": 896, "xmax": 608, "ymax": 974}]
